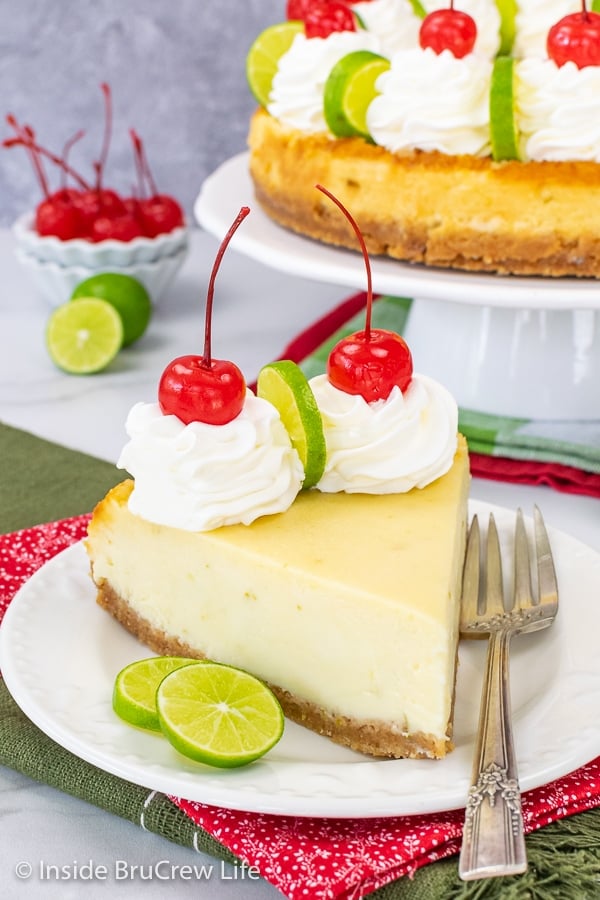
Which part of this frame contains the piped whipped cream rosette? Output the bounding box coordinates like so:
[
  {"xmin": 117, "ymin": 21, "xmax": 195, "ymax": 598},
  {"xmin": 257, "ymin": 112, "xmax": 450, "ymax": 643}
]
[
  {"xmin": 310, "ymin": 373, "xmax": 459, "ymax": 494},
  {"xmin": 117, "ymin": 395, "xmax": 304, "ymax": 532},
  {"xmin": 515, "ymin": 57, "xmax": 600, "ymax": 162},
  {"xmin": 268, "ymin": 29, "xmax": 382, "ymax": 132},
  {"xmin": 367, "ymin": 46, "xmax": 493, "ymax": 156}
]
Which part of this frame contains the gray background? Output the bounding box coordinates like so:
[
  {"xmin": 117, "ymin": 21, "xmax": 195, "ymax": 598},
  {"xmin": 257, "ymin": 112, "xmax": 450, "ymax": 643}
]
[{"xmin": 1, "ymin": 0, "xmax": 283, "ymax": 226}]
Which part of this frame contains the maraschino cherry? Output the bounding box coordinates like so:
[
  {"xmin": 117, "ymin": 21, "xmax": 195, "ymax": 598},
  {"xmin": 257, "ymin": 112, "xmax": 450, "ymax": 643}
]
[
  {"xmin": 304, "ymin": 1, "xmax": 357, "ymax": 38},
  {"xmin": 316, "ymin": 185, "xmax": 413, "ymax": 402},
  {"xmin": 158, "ymin": 207, "xmax": 249, "ymax": 426},
  {"xmin": 4, "ymin": 83, "xmax": 184, "ymax": 242},
  {"xmin": 547, "ymin": 0, "xmax": 600, "ymax": 69},
  {"xmin": 419, "ymin": 1, "xmax": 477, "ymax": 59}
]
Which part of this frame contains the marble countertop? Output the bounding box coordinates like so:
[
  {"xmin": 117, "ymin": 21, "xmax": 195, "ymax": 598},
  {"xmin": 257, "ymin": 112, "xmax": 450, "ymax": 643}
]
[{"xmin": 1, "ymin": 226, "xmax": 599, "ymax": 898}]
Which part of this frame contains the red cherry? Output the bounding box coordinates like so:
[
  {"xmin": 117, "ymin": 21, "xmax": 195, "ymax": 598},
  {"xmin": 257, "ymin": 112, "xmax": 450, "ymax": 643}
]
[
  {"xmin": 137, "ymin": 194, "xmax": 185, "ymax": 237},
  {"xmin": 158, "ymin": 207, "xmax": 250, "ymax": 426},
  {"xmin": 90, "ymin": 211, "xmax": 144, "ymax": 242},
  {"xmin": 286, "ymin": 0, "xmax": 314, "ymax": 19},
  {"xmin": 287, "ymin": 0, "xmax": 365, "ymax": 21},
  {"xmin": 328, "ymin": 330, "xmax": 413, "ymax": 400},
  {"xmin": 35, "ymin": 190, "xmax": 82, "ymax": 240},
  {"xmin": 316, "ymin": 185, "xmax": 413, "ymax": 402},
  {"xmin": 304, "ymin": 1, "xmax": 357, "ymax": 38},
  {"xmin": 547, "ymin": 2, "xmax": 600, "ymax": 68},
  {"xmin": 74, "ymin": 188, "xmax": 126, "ymax": 233},
  {"xmin": 419, "ymin": 2, "xmax": 477, "ymax": 59},
  {"xmin": 159, "ymin": 356, "xmax": 246, "ymax": 427}
]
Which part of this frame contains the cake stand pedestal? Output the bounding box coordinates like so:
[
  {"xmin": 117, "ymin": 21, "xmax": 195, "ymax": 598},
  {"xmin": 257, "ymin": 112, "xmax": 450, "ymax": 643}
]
[
  {"xmin": 403, "ymin": 299, "xmax": 599, "ymax": 421},
  {"xmin": 195, "ymin": 153, "xmax": 600, "ymax": 423}
]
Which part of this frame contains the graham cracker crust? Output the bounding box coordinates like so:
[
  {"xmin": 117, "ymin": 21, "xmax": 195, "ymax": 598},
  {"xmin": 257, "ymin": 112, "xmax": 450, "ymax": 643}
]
[
  {"xmin": 94, "ymin": 578, "xmax": 452, "ymax": 760},
  {"xmin": 248, "ymin": 108, "xmax": 600, "ymax": 278}
]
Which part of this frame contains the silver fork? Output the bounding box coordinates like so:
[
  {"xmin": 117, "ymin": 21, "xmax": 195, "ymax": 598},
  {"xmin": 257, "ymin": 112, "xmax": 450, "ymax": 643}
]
[{"xmin": 458, "ymin": 506, "xmax": 559, "ymax": 881}]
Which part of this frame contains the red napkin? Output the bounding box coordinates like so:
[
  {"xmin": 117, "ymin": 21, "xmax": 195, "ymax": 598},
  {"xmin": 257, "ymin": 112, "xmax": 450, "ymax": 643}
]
[
  {"xmin": 266, "ymin": 291, "xmax": 600, "ymax": 500},
  {"xmin": 2, "ymin": 518, "xmax": 600, "ymax": 900}
]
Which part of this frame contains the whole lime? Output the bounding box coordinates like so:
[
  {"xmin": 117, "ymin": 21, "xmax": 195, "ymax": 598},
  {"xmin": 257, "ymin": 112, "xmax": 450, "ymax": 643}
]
[{"xmin": 71, "ymin": 273, "xmax": 152, "ymax": 346}]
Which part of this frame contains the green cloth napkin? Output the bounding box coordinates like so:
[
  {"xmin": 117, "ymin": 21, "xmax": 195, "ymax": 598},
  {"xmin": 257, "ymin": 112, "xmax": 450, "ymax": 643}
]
[
  {"xmin": 1, "ymin": 420, "xmax": 600, "ymax": 899},
  {"xmin": 300, "ymin": 296, "xmax": 600, "ymax": 474}
]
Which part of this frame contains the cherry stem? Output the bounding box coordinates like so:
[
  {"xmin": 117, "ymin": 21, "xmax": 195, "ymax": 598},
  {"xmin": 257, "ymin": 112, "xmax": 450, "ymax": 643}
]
[
  {"xmin": 202, "ymin": 206, "xmax": 251, "ymax": 368},
  {"xmin": 3, "ymin": 129, "xmax": 90, "ymax": 190},
  {"xmin": 5, "ymin": 117, "xmax": 50, "ymax": 198},
  {"xmin": 315, "ymin": 184, "xmax": 373, "ymax": 338},
  {"xmin": 129, "ymin": 128, "xmax": 159, "ymax": 197},
  {"xmin": 95, "ymin": 82, "xmax": 112, "ymax": 192},
  {"xmin": 129, "ymin": 129, "xmax": 146, "ymax": 198},
  {"xmin": 60, "ymin": 129, "xmax": 85, "ymax": 190}
]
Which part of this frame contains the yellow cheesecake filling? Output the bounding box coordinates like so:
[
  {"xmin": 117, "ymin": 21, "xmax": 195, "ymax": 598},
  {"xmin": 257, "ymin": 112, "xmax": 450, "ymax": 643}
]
[{"xmin": 86, "ymin": 435, "xmax": 470, "ymax": 759}]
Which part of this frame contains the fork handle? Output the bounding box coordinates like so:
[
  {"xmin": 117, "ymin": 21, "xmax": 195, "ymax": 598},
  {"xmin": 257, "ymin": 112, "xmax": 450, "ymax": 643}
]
[{"xmin": 459, "ymin": 629, "xmax": 527, "ymax": 880}]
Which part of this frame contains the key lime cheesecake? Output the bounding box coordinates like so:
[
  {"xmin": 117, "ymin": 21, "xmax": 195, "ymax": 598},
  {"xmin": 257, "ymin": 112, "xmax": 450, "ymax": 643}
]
[
  {"xmin": 85, "ymin": 201, "xmax": 470, "ymax": 760},
  {"xmin": 246, "ymin": 0, "xmax": 600, "ymax": 277}
]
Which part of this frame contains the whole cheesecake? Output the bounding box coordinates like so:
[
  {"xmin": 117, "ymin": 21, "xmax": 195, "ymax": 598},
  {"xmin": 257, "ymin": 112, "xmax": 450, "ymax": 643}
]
[
  {"xmin": 86, "ymin": 434, "xmax": 469, "ymax": 760},
  {"xmin": 246, "ymin": 0, "xmax": 600, "ymax": 278}
]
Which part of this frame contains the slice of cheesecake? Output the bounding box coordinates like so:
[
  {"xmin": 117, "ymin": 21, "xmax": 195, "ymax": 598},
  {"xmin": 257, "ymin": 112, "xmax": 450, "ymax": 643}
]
[{"xmin": 86, "ymin": 434, "xmax": 469, "ymax": 759}]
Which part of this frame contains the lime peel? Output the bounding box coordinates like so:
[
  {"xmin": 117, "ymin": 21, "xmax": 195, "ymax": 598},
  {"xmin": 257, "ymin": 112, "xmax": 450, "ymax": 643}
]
[
  {"xmin": 489, "ymin": 56, "xmax": 520, "ymax": 162},
  {"xmin": 71, "ymin": 272, "xmax": 152, "ymax": 347},
  {"xmin": 257, "ymin": 359, "xmax": 327, "ymax": 489}
]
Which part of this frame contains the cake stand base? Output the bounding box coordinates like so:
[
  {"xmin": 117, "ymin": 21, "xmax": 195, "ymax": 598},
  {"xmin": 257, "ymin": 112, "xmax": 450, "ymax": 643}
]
[{"xmin": 403, "ymin": 299, "xmax": 599, "ymax": 422}]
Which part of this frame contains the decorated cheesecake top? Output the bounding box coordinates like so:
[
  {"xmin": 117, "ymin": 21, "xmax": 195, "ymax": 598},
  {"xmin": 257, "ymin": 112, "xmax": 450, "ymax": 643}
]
[
  {"xmin": 118, "ymin": 189, "xmax": 461, "ymax": 530},
  {"xmin": 248, "ymin": 0, "xmax": 600, "ymax": 164}
]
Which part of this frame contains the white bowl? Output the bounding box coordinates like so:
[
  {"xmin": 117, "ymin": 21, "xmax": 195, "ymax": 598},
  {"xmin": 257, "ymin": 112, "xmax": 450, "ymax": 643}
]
[
  {"xmin": 15, "ymin": 244, "xmax": 188, "ymax": 307},
  {"xmin": 12, "ymin": 211, "xmax": 189, "ymax": 266}
]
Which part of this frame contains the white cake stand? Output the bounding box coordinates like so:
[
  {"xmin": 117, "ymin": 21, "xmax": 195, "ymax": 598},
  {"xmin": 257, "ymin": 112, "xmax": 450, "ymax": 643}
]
[{"xmin": 195, "ymin": 153, "xmax": 600, "ymax": 422}]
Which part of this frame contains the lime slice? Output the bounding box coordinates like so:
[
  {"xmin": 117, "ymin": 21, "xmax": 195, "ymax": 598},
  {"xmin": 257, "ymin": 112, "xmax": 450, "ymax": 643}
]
[
  {"xmin": 113, "ymin": 656, "xmax": 198, "ymax": 731},
  {"xmin": 71, "ymin": 273, "xmax": 152, "ymax": 347},
  {"xmin": 246, "ymin": 21, "xmax": 304, "ymax": 108},
  {"xmin": 157, "ymin": 662, "xmax": 284, "ymax": 768},
  {"xmin": 489, "ymin": 56, "xmax": 519, "ymax": 162},
  {"xmin": 593, "ymin": 0, "xmax": 600, "ymax": 11},
  {"xmin": 407, "ymin": 0, "xmax": 427, "ymax": 17},
  {"xmin": 45, "ymin": 297, "xmax": 124, "ymax": 374},
  {"xmin": 494, "ymin": 0, "xmax": 517, "ymax": 54},
  {"xmin": 257, "ymin": 359, "xmax": 326, "ymax": 489},
  {"xmin": 324, "ymin": 50, "xmax": 390, "ymax": 139}
]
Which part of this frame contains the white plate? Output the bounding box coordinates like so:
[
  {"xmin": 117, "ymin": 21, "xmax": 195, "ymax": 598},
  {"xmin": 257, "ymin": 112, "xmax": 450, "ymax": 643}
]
[
  {"xmin": 194, "ymin": 153, "xmax": 600, "ymax": 312},
  {"xmin": 1, "ymin": 500, "xmax": 600, "ymax": 819}
]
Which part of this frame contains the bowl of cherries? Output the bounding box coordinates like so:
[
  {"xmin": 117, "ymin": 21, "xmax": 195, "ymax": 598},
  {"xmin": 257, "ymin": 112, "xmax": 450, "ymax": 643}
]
[{"xmin": 4, "ymin": 84, "xmax": 188, "ymax": 306}]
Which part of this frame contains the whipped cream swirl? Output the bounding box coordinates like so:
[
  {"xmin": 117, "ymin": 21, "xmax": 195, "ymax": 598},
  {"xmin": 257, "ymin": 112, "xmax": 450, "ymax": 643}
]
[
  {"xmin": 351, "ymin": 0, "xmax": 421, "ymax": 56},
  {"xmin": 309, "ymin": 373, "xmax": 458, "ymax": 494},
  {"xmin": 268, "ymin": 30, "xmax": 382, "ymax": 132},
  {"xmin": 368, "ymin": 47, "xmax": 493, "ymax": 156},
  {"xmin": 118, "ymin": 394, "xmax": 304, "ymax": 531},
  {"xmin": 516, "ymin": 58, "xmax": 600, "ymax": 162}
]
